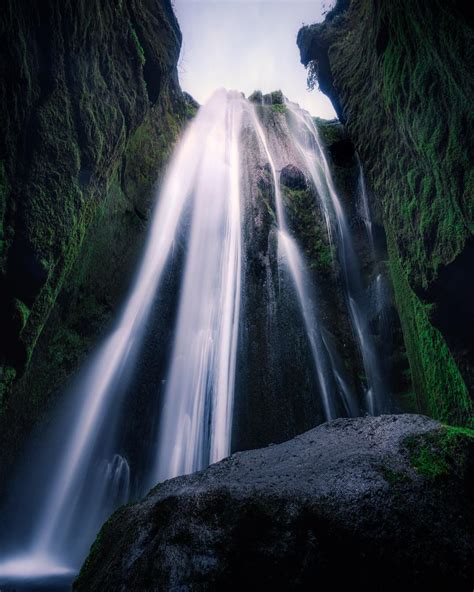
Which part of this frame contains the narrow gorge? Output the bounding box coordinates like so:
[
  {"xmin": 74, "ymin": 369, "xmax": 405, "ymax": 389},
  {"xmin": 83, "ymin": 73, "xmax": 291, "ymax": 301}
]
[{"xmin": 0, "ymin": 0, "xmax": 472, "ymax": 590}]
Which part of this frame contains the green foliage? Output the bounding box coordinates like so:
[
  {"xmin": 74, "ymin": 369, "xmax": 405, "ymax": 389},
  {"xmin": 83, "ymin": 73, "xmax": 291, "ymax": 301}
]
[
  {"xmin": 313, "ymin": 118, "xmax": 342, "ymax": 145},
  {"xmin": 388, "ymin": 234, "xmax": 472, "ymax": 426},
  {"xmin": 405, "ymin": 425, "xmax": 474, "ymax": 479},
  {"xmin": 270, "ymin": 90, "xmax": 284, "ymax": 104},
  {"xmin": 326, "ymin": 0, "xmax": 472, "ymax": 291},
  {"xmin": 13, "ymin": 299, "xmax": 31, "ymax": 332}
]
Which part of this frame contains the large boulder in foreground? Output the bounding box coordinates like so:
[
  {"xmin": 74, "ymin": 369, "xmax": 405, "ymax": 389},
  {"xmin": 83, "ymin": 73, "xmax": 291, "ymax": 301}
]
[{"xmin": 75, "ymin": 415, "xmax": 473, "ymax": 591}]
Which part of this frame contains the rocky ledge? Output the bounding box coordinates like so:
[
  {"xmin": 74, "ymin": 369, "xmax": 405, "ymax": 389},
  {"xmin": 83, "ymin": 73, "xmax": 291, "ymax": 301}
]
[{"xmin": 75, "ymin": 415, "xmax": 473, "ymax": 590}]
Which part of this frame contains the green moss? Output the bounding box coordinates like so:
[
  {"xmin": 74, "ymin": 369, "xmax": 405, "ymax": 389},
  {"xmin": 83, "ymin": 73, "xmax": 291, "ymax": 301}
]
[
  {"xmin": 313, "ymin": 118, "xmax": 342, "ymax": 146},
  {"xmin": 388, "ymin": 234, "xmax": 472, "ymax": 426},
  {"xmin": 270, "ymin": 90, "xmax": 284, "ymax": 104},
  {"xmin": 325, "ymin": 0, "xmax": 472, "ymax": 291},
  {"xmin": 271, "ymin": 103, "xmax": 287, "ymax": 114},
  {"xmin": 129, "ymin": 23, "xmax": 146, "ymax": 66},
  {"xmin": 13, "ymin": 299, "xmax": 31, "ymax": 332},
  {"xmin": 282, "ymin": 186, "xmax": 333, "ymax": 273},
  {"xmin": 301, "ymin": 0, "xmax": 473, "ymax": 423},
  {"xmin": 185, "ymin": 103, "xmax": 198, "ymax": 119},
  {"xmin": 405, "ymin": 425, "xmax": 474, "ymax": 479},
  {"xmin": 124, "ymin": 108, "xmax": 181, "ymax": 205}
]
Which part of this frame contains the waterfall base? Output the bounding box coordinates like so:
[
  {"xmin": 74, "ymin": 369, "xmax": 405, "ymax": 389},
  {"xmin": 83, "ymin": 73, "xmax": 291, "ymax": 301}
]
[{"xmin": 0, "ymin": 553, "xmax": 75, "ymax": 591}]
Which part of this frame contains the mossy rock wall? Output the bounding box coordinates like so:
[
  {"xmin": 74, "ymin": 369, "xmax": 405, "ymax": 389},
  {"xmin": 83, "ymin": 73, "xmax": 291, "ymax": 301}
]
[
  {"xmin": 0, "ymin": 0, "xmax": 190, "ymax": 482},
  {"xmin": 298, "ymin": 0, "xmax": 473, "ymax": 425}
]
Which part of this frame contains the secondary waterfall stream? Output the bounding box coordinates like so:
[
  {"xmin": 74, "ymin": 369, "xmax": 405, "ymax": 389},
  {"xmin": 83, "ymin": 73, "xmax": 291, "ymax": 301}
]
[
  {"xmin": 284, "ymin": 101, "xmax": 390, "ymax": 415},
  {"xmin": 0, "ymin": 89, "xmax": 394, "ymax": 585}
]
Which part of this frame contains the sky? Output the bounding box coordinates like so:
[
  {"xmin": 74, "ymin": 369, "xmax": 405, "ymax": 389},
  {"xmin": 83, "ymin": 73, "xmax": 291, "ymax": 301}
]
[{"xmin": 173, "ymin": 0, "xmax": 337, "ymax": 118}]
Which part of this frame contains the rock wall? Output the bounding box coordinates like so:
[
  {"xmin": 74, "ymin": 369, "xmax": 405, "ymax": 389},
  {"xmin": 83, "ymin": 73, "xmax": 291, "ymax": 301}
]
[
  {"xmin": 298, "ymin": 0, "xmax": 473, "ymax": 425},
  {"xmin": 0, "ymin": 0, "xmax": 191, "ymax": 481}
]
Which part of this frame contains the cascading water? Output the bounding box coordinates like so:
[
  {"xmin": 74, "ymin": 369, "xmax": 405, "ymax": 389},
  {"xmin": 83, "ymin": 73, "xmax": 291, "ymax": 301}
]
[
  {"xmin": 151, "ymin": 93, "xmax": 243, "ymax": 483},
  {"xmin": 357, "ymin": 161, "xmax": 375, "ymax": 254},
  {"xmin": 284, "ymin": 101, "xmax": 391, "ymax": 414},
  {"xmin": 248, "ymin": 109, "xmax": 357, "ymax": 420},
  {"xmin": 0, "ymin": 89, "xmax": 246, "ymax": 583},
  {"xmin": 0, "ymin": 89, "xmax": 395, "ymax": 588}
]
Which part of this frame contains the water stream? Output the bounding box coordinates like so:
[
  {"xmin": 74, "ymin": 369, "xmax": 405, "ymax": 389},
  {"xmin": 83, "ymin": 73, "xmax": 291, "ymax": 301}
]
[{"xmin": 285, "ymin": 102, "xmax": 391, "ymax": 415}]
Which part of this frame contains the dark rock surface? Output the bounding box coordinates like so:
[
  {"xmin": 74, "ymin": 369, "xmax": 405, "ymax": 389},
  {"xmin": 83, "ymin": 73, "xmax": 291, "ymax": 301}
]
[
  {"xmin": 280, "ymin": 164, "xmax": 307, "ymax": 191},
  {"xmin": 233, "ymin": 108, "xmax": 327, "ymax": 451},
  {"xmin": 75, "ymin": 415, "xmax": 474, "ymax": 591}
]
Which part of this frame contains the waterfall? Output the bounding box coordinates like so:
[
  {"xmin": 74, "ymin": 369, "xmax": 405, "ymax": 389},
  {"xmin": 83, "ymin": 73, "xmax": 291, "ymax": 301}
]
[
  {"xmin": 0, "ymin": 89, "xmax": 393, "ymax": 586},
  {"xmin": 0, "ymin": 89, "xmax": 246, "ymax": 581},
  {"xmin": 357, "ymin": 160, "xmax": 375, "ymax": 254},
  {"xmin": 284, "ymin": 101, "xmax": 391, "ymax": 414},
  {"xmin": 249, "ymin": 108, "xmax": 357, "ymax": 420},
  {"xmin": 151, "ymin": 91, "xmax": 243, "ymax": 483}
]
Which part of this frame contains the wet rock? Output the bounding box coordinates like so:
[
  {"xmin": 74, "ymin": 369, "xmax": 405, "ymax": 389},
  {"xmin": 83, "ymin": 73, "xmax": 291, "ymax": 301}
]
[
  {"xmin": 280, "ymin": 164, "xmax": 307, "ymax": 191},
  {"xmin": 75, "ymin": 415, "xmax": 474, "ymax": 591},
  {"xmin": 248, "ymin": 90, "xmax": 263, "ymax": 103},
  {"xmin": 263, "ymin": 90, "xmax": 285, "ymax": 105}
]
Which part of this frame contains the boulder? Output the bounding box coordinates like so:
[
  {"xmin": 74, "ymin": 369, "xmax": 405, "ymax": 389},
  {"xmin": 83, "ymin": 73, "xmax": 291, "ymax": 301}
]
[{"xmin": 75, "ymin": 414, "xmax": 474, "ymax": 590}]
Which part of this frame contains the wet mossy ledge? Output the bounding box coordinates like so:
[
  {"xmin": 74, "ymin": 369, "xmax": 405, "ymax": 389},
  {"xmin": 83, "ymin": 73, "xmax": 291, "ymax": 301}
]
[
  {"xmin": 0, "ymin": 0, "xmax": 195, "ymax": 481},
  {"xmin": 298, "ymin": 0, "xmax": 474, "ymax": 425}
]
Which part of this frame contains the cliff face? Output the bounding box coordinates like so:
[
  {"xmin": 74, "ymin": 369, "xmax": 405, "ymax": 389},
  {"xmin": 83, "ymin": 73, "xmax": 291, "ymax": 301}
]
[
  {"xmin": 0, "ymin": 0, "xmax": 189, "ymax": 478},
  {"xmin": 298, "ymin": 0, "xmax": 473, "ymax": 425}
]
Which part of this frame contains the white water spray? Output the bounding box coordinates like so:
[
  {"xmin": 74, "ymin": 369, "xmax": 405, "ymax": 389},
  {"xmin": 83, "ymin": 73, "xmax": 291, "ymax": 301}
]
[{"xmin": 0, "ymin": 89, "xmax": 245, "ymax": 581}]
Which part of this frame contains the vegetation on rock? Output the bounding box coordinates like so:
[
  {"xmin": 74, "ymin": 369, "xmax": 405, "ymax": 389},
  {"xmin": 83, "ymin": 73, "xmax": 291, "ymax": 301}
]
[
  {"xmin": 405, "ymin": 424, "xmax": 474, "ymax": 479},
  {"xmin": 74, "ymin": 415, "xmax": 474, "ymax": 591},
  {"xmin": 298, "ymin": 0, "xmax": 474, "ymax": 424},
  {"xmin": 0, "ymin": 0, "xmax": 190, "ymax": 487}
]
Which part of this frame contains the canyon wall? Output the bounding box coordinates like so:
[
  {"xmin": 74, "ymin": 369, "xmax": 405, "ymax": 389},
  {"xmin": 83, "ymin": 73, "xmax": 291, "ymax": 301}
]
[
  {"xmin": 298, "ymin": 0, "xmax": 473, "ymax": 425},
  {"xmin": 0, "ymin": 0, "xmax": 192, "ymax": 480}
]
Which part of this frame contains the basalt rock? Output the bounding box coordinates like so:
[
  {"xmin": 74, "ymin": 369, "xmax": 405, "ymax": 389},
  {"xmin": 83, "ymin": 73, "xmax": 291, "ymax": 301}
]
[{"xmin": 75, "ymin": 414, "xmax": 474, "ymax": 591}]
